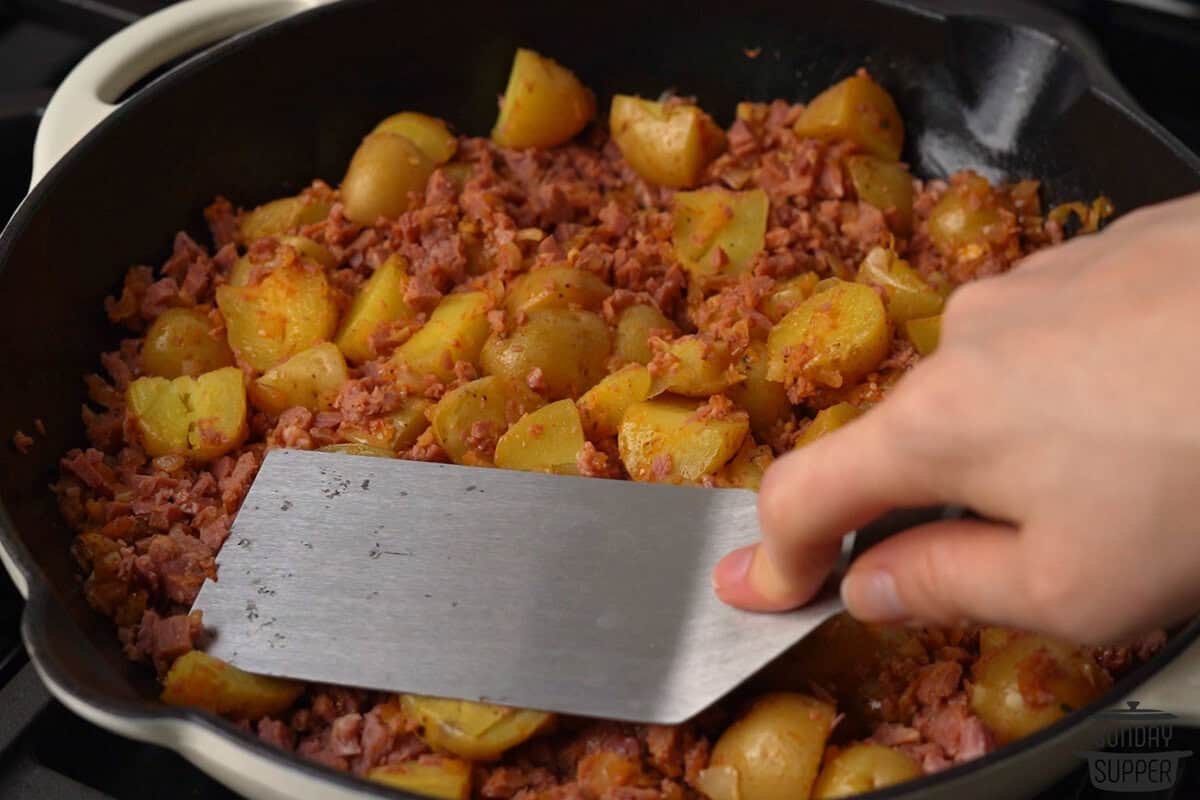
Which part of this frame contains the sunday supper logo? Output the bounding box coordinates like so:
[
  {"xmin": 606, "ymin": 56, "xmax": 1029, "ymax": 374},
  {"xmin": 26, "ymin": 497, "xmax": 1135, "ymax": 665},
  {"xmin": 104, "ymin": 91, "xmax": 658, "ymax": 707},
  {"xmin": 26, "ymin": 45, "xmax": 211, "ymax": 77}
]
[{"xmin": 1078, "ymin": 701, "xmax": 1193, "ymax": 792}]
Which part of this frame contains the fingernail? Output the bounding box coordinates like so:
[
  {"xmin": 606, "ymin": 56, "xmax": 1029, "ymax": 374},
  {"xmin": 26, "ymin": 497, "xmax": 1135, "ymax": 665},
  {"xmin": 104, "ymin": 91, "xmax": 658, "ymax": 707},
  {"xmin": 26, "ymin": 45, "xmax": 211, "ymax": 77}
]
[
  {"xmin": 712, "ymin": 545, "xmax": 756, "ymax": 591},
  {"xmin": 841, "ymin": 569, "xmax": 908, "ymax": 622}
]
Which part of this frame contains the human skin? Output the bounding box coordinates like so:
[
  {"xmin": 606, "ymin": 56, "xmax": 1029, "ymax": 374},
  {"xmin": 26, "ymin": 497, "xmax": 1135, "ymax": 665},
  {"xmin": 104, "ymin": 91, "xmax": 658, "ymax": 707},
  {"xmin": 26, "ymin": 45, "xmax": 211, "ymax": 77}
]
[{"xmin": 713, "ymin": 193, "xmax": 1200, "ymax": 645}]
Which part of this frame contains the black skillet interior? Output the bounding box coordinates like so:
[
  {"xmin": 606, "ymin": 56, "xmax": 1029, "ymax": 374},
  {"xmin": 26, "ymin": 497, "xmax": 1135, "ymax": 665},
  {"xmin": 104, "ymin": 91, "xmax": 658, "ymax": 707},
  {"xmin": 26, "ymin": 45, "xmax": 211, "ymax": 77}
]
[{"xmin": 1, "ymin": 0, "xmax": 1199, "ymax": 797}]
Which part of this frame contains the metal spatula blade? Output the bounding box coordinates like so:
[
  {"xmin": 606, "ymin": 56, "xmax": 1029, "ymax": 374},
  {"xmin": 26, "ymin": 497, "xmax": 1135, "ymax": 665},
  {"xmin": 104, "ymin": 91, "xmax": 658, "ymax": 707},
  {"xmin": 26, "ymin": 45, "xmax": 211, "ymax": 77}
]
[{"xmin": 194, "ymin": 448, "xmax": 939, "ymax": 724}]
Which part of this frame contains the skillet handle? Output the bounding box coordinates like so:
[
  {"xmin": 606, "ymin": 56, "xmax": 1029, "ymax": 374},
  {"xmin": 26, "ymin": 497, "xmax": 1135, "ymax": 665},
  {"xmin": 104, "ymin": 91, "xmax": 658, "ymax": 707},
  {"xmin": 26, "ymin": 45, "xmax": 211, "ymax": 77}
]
[{"xmin": 30, "ymin": 0, "xmax": 335, "ymax": 189}]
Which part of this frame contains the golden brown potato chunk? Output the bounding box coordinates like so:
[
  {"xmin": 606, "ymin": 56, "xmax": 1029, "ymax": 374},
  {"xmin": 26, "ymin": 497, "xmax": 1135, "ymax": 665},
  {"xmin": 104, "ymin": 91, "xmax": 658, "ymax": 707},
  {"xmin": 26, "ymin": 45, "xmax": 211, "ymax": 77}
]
[
  {"xmin": 710, "ymin": 692, "xmax": 837, "ymax": 800},
  {"xmin": 161, "ymin": 651, "xmax": 303, "ymax": 718},
  {"xmin": 141, "ymin": 308, "xmax": 234, "ymax": 378},
  {"xmin": 651, "ymin": 336, "xmax": 740, "ymax": 397},
  {"xmin": 618, "ymin": 397, "xmax": 748, "ymax": 483},
  {"xmin": 335, "ymin": 254, "xmax": 417, "ymax": 364},
  {"xmin": 339, "ymin": 398, "xmax": 432, "ymax": 452},
  {"xmin": 794, "ymin": 402, "xmax": 862, "ymax": 449},
  {"xmin": 389, "ymin": 291, "xmax": 493, "ymax": 386},
  {"xmin": 717, "ymin": 438, "xmax": 774, "ymax": 491},
  {"xmin": 577, "ymin": 363, "xmax": 652, "ymax": 439},
  {"xmin": 672, "ymin": 189, "xmax": 769, "ymax": 283},
  {"xmin": 766, "ymin": 280, "xmax": 889, "ymax": 395},
  {"xmin": 761, "ymin": 273, "xmax": 820, "ymax": 323},
  {"xmin": 609, "ymin": 95, "xmax": 726, "ymax": 188},
  {"xmin": 481, "ymin": 309, "xmax": 611, "ymax": 400},
  {"xmin": 239, "ymin": 194, "xmax": 331, "ymax": 242},
  {"xmin": 504, "ymin": 265, "xmax": 613, "ymax": 316},
  {"xmin": 492, "ymin": 48, "xmax": 595, "ymax": 149},
  {"xmin": 794, "ymin": 72, "xmax": 904, "ymax": 161},
  {"xmin": 494, "ymin": 399, "xmax": 586, "ymax": 473},
  {"xmin": 368, "ymin": 757, "xmax": 472, "ymax": 800},
  {"xmin": 615, "ymin": 304, "xmax": 678, "ymax": 365},
  {"xmin": 905, "ymin": 314, "xmax": 941, "ymax": 356},
  {"xmin": 126, "ymin": 367, "xmax": 247, "ymax": 462},
  {"xmin": 341, "ymin": 132, "xmax": 436, "ymax": 224},
  {"xmin": 373, "ymin": 112, "xmax": 457, "ymax": 164},
  {"xmin": 400, "ymin": 695, "xmax": 552, "ymax": 760},
  {"xmin": 317, "ymin": 443, "xmax": 396, "ymax": 458},
  {"xmin": 855, "ymin": 246, "xmax": 943, "ymax": 324},
  {"xmin": 430, "ymin": 376, "xmax": 543, "ymax": 465},
  {"xmin": 727, "ymin": 341, "xmax": 791, "ymax": 441},
  {"xmin": 846, "ymin": 154, "xmax": 914, "ymax": 234},
  {"xmin": 970, "ymin": 634, "xmax": 1111, "ymax": 744},
  {"xmin": 812, "ymin": 744, "xmax": 921, "ymax": 799},
  {"xmin": 249, "ymin": 342, "xmax": 349, "ymax": 415},
  {"xmin": 927, "ymin": 171, "xmax": 1008, "ymax": 259},
  {"xmin": 215, "ymin": 256, "xmax": 339, "ymax": 372}
]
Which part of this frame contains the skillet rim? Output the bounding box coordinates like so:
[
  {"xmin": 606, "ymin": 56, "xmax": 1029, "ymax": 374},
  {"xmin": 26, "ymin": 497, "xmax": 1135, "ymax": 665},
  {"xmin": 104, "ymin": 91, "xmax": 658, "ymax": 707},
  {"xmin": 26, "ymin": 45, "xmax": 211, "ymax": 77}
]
[{"xmin": 3, "ymin": 0, "xmax": 1200, "ymax": 798}]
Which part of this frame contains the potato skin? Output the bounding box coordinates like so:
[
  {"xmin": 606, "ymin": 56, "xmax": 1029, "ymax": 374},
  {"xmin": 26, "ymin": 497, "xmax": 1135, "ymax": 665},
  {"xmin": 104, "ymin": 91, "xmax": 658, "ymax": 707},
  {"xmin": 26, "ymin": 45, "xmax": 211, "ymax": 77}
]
[
  {"xmin": 341, "ymin": 132, "xmax": 436, "ymax": 224},
  {"xmin": 368, "ymin": 758, "xmax": 472, "ymax": 800},
  {"xmin": 846, "ymin": 155, "xmax": 914, "ymax": 234},
  {"xmin": 610, "ymin": 95, "xmax": 726, "ymax": 188},
  {"xmin": 504, "ymin": 265, "xmax": 612, "ymax": 316},
  {"xmin": 727, "ymin": 341, "xmax": 791, "ymax": 441},
  {"xmin": 492, "ymin": 48, "xmax": 595, "ymax": 149},
  {"xmin": 618, "ymin": 397, "xmax": 748, "ymax": 483},
  {"xmin": 373, "ymin": 111, "xmax": 457, "ymax": 164},
  {"xmin": 650, "ymin": 336, "xmax": 740, "ymax": 398},
  {"xmin": 430, "ymin": 376, "xmax": 543, "ymax": 465},
  {"xmin": 766, "ymin": 280, "xmax": 889, "ymax": 396},
  {"xmin": 710, "ymin": 692, "xmax": 837, "ymax": 800},
  {"xmin": 794, "ymin": 402, "xmax": 863, "ymax": 449},
  {"xmin": 616, "ymin": 304, "xmax": 678, "ymax": 365},
  {"xmin": 400, "ymin": 694, "xmax": 552, "ymax": 760},
  {"xmin": 812, "ymin": 744, "xmax": 921, "ymax": 799},
  {"xmin": 161, "ymin": 651, "xmax": 302, "ymax": 718},
  {"xmin": 335, "ymin": 253, "xmax": 417, "ymax": 364},
  {"xmin": 142, "ymin": 308, "xmax": 234, "ymax": 378},
  {"xmin": 970, "ymin": 633, "xmax": 1111, "ymax": 744},
  {"xmin": 855, "ymin": 246, "xmax": 943, "ymax": 324},
  {"xmin": 793, "ymin": 72, "xmax": 904, "ymax": 161},
  {"xmin": 577, "ymin": 363, "xmax": 652, "ymax": 439},
  {"xmin": 239, "ymin": 194, "xmax": 331, "ymax": 242},
  {"xmin": 481, "ymin": 309, "xmax": 611, "ymax": 400},
  {"xmin": 249, "ymin": 342, "xmax": 349, "ymax": 415},
  {"xmin": 927, "ymin": 171, "xmax": 1008, "ymax": 258},
  {"xmin": 339, "ymin": 398, "xmax": 432, "ymax": 452},
  {"xmin": 761, "ymin": 273, "xmax": 819, "ymax": 323}
]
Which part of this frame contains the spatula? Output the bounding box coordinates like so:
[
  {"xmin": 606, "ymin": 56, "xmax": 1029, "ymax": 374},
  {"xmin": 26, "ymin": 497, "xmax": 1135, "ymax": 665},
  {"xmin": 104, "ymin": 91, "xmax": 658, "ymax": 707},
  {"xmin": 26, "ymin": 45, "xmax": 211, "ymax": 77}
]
[{"xmin": 193, "ymin": 448, "xmax": 957, "ymax": 724}]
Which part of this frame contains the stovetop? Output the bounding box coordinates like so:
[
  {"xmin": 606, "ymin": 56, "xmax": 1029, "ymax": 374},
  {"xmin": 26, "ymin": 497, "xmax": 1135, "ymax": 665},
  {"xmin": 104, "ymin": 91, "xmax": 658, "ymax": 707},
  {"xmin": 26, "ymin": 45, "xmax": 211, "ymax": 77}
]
[{"xmin": 1, "ymin": 1, "xmax": 1199, "ymax": 798}]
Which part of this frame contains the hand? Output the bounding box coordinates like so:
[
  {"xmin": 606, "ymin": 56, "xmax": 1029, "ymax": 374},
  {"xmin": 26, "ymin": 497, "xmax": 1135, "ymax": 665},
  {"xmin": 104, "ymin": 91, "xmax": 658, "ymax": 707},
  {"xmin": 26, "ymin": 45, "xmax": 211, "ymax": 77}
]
[{"xmin": 712, "ymin": 193, "xmax": 1200, "ymax": 644}]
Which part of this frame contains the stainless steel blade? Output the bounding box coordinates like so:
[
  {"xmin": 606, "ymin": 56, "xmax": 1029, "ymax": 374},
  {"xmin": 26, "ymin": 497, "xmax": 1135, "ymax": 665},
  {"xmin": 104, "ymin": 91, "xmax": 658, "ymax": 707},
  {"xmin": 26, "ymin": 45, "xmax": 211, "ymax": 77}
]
[{"xmin": 193, "ymin": 448, "xmax": 847, "ymax": 724}]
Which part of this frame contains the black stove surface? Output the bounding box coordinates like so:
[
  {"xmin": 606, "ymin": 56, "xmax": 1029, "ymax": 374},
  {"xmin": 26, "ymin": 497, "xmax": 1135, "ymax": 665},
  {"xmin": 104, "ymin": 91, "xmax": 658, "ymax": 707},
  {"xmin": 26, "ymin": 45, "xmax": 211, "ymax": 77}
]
[{"xmin": 1, "ymin": 1, "xmax": 1199, "ymax": 798}]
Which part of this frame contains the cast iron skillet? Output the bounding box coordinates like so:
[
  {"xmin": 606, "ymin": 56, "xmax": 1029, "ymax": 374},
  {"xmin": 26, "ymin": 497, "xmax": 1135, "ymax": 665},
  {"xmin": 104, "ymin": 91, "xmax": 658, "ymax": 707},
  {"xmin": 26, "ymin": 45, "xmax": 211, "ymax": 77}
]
[{"xmin": 2, "ymin": 0, "xmax": 1199, "ymax": 798}]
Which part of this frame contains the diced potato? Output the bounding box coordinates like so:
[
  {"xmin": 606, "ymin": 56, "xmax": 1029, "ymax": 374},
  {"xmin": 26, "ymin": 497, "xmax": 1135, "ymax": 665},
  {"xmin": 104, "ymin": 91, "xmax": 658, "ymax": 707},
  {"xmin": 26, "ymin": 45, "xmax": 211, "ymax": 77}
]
[
  {"xmin": 812, "ymin": 744, "xmax": 921, "ymax": 799},
  {"xmin": 710, "ymin": 693, "xmax": 837, "ymax": 800},
  {"xmin": 855, "ymin": 246, "xmax": 943, "ymax": 324},
  {"xmin": 504, "ymin": 265, "xmax": 612, "ymax": 316},
  {"xmin": 239, "ymin": 194, "xmax": 331, "ymax": 241},
  {"xmin": 696, "ymin": 765, "xmax": 742, "ymax": 800},
  {"xmin": 480, "ymin": 309, "xmax": 611, "ymax": 400},
  {"xmin": 651, "ymin": 336, "xmax": 740, "ymax": 397},
  {"xmin": 373, "ymin": 112, "xmax": 457, "ymax": 164},
  {"xmin": 618, "ymin": 397, "xmax": 748, "ymax": 483},
  {"xmin": 161, "ymin": 651, "xmax": 303, "ymax": 718},
  {"xmin": 846, "ymin": 155, "xmax": 914, "ymax": 234},
  {"xmin": 927, "ymin": 171, "xmax": 1008, "ymax": 258},
  {"xmin": 390, "ymin": 291, "xmax": 493, "ymax": 385},
  {"xmin": 905, "ymin": 314, "xmax": 941, "ymax": 356},
  {"xmin": 335, "ymin": 254, "xmax": 417, "ymax": 363},
  {"xmin": 719, "ymin": 439, "xmax": 774, "ymax": 491},
  {"xmin": 577, "ymin": 364, "xmax": 652, "ymax": 439},
  {"xmin": 979, "ymin": 626, "xmax": 1019, "ymax": 657},
  {"xmin": 727, "ymin": 342, "xmax": 790, "ymax": 441},
  {"xmin": 970, "ymin": 634, "xmax": 1111, "ymax": 744},
  {"xmin": 672, "ymin": 189, "xmax": 769, "ymax": 282},
  {"xmin": 609, "ymin": 95, "xmax": 726, "ymax": 188},
  {"xmin": 494, "ymin": 399, "xmax": 586, "ymax": 473},
  {"xmin": 766, "ymin": 280, "xmax": 889, "ymax": 394},
  {"xmin": 340, "ymin": 398, "xmax": 432, "ymax": 452},
  {"xmin": 368, "ymin": 758, "xmax": 472, "ymax": 800},
  {"xmin": 126, "ymin": 367, "xmax": 247, "ymax": 462},
  {"xmin": 318, "ymin": 443, "xmax": 395, "ymax": 457},
  {"xmin": 430, "ymin": 376, "xmax": 542, "ymax": 464},
  {"xmin": 401, "ymin": 694, "xmax": 552, "ymax": 760},
  {"xmin": 228, "ymin": 236, "xmax": 336, "ymax": 289},
  {"xmin": 794, "ymin": 403, "xmax": 862, "ymax": 449},
  {"xmin": 280, "ymin": 235, "xmax": 337, "ymax": 268},
  {"xmin": 492, "ymin": 48, "xmax": 595, "ymax": 149},
  {"xmin": 616, "ymin": 304, "xmax": 678, "ymax": 365},
  {"xmin": 341, "ymin": 132, "xmax": 436, "ymax": 224},
  {"xmin": 142, "ymin": 308, "xmax": 235, "ymax": 378},
  {"xmin": 216, "ymin": 256, "xmax": 339, "ymax": 371},
  {"xmin": 761, "ymin": 273, "xmax": 820, "ymax": 323},
  {"xmin": 793, "ymin": 72, "xmax": 904, "ymax": 161},
  {"xmin": 249, "ymin": 342, "xmax": 349, "ymax": 415}
]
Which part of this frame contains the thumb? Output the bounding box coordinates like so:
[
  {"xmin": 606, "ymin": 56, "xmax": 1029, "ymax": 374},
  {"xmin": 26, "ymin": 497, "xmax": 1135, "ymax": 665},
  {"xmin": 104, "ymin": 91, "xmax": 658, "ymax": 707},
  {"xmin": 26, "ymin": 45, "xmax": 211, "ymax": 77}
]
[{"xmin": 841, "ymin": 517, "xmax": 1028, "ymax": 627}]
